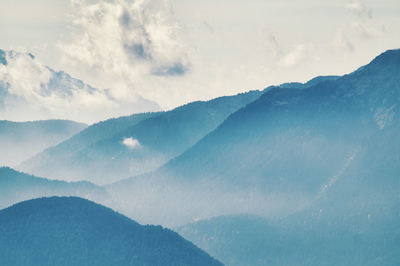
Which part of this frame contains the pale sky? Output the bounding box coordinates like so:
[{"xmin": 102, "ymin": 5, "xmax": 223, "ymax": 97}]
[{"xmin": 0, "ymin": 0, "xmax": 399, "ymax": 122}]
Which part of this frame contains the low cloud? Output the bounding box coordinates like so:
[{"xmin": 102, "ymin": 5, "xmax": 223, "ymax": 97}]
[{"xmin": 122, "ymin": 137, "xmax": 141, "ymax": 150}]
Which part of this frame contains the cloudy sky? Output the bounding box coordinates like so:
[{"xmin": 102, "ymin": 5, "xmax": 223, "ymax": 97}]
[{"xmin": 0, "ymin": 0, "xmax": 399, "ymax": 122}]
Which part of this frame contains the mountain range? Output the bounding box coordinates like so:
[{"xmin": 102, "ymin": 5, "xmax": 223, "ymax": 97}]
[
  {"xmin": 1, "ymin": 48, "xmax": 399, "ymax": 265},
  {"xmin": 19, "ymin": 90, "xmax": 263, "ymax": 184},
  {"xmin": 108, "ymin": 49, "xmax": 400, "ymax": 226},
  {"xmin": 0, "ymin": 167, "xmax": 109, "ymax": 210},
  {"xmin": 168, "ymin": 49, "xmax": 400, "ymax": 265}
]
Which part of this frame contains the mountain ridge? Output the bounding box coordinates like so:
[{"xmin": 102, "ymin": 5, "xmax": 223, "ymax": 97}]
[
  {"xmin": 0, "ymin": 167, "xmax": 109, "ymax": 210},
  {"xmin": 20, "ymin": 90, "xmax": 264, "ymax": 184}
]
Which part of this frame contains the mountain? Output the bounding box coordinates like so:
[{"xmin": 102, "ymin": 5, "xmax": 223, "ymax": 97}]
[
  {"xmin": 20, "ymin": 90, "xmax": 263, "ymax": 184},
  {"xmin": 0, "ymin": 119, "xmax": 86, "ymax": 166},
  {"xmin": 158, "ymin": 50, "xmax": 400, "ymax": 265},
  {"xmin": 0, "ymin": 197, "xmax": 223, "ymax": 266},
  {"xmin": 18, "ymin": 112, "xmax": 161, "ymax": 182},
  {"xmin": 176, "ymin": 215, "xmax": 279, "ymax": 266},
  {"xmin": 108, "ymin": 49, "xmax": 400, "ymax": 226},
  {"xmin": 177, "ymin": 195, "xmax": 400, "ymax": 266},
  {"xmin": 0, "ymin": 167, "xmax": 109, "ymax": 209},
  {"xmin": 177, "ymin": 112, "xmax": 400, "ymax": 266},
  {"xmin": 177, "ymin": 123, "xmax": 400, "ymax": 265},
  {"xmin": 0, "ymin": 49, "xmax": 161, "ymax": 123}
]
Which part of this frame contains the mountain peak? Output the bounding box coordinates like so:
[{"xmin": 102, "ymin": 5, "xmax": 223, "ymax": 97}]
[{"xmin": 370, "ymin": 48, "xmax": 400, "ymax": 66}]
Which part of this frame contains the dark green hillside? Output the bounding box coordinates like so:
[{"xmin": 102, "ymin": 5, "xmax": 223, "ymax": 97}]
[{"xmin": 0, "ymin": 197, "xmax": 223, "ymax": 266}]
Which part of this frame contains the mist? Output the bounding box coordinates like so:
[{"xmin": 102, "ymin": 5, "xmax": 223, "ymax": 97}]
[{"xmin": 0, "ymin": 120, "xmax": 86, "ymax": 167}]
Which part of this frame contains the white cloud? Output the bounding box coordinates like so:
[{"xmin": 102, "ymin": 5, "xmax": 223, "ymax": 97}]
[
  {"xmin": 59, "ymin": 0, "xmax": 190, "ymax": 101},
  {"xmin": 122, "ymin": 137, "xmax": 141, "ymax": 149}
]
